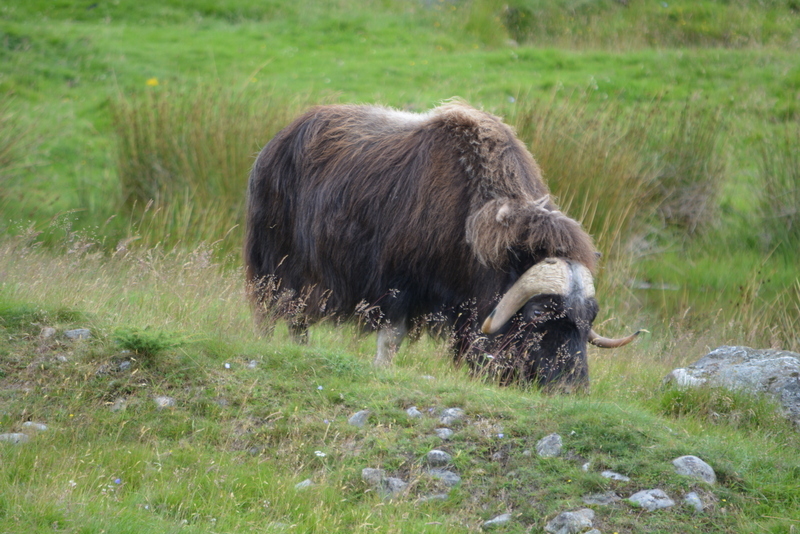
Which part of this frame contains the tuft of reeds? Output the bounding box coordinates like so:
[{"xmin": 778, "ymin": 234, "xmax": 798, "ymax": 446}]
[
  {"xmin": 110, "ymin": 85, "xmax": 310, "ymax": 254},
  {"xmin": 496, "ymin": 0, "xmax": 800, "ymax": 50},
  {"xmin": 756, "ymin": 119, "xmax": 800, "ymax": 257}
]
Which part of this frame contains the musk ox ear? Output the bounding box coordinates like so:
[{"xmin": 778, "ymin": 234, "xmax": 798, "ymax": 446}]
[{"xmin": 466, "ymin": 197, "xmax": 599, "ymax": 272}]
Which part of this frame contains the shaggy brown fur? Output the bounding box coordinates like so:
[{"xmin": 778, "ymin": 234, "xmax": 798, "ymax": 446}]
[{"xmin": 245, "ymin": 101, "xmax": 600, "ymax": 386}]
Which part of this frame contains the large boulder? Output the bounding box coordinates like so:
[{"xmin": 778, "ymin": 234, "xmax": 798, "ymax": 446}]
[{"xmin": 665, "ymin": 346, "xmax": 800, "ymax": 427}]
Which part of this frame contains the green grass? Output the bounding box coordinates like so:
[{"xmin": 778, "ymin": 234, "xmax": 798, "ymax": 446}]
[{"xmin": 2, "ymin": 0, "xmax": 800, "ymax": 531}]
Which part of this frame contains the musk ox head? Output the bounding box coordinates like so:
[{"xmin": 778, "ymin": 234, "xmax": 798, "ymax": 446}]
[{"xmin": 475, "ymin": 257, "xmax": 639, "ymax": 391}]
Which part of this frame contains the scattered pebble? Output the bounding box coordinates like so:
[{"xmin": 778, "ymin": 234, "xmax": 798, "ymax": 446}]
[
  {"xmin": 110, "ymin": 397, "xmax": 127, "ymax": 412},
  {"xmin": 0, "ymin": 433, "xmax": 29, "ymax": 444},
  {"xmin": 406, "ymin": 406, "xmax": 423, "ymax": 418},
  {"xmin": 361, "ymin": 468, "xmax": 385, "ymax": 487},
  {"xmin": 628, "ymin": 489, "xmax": 676, "ymax": 511},
  {"xmin": 64, "ymin": 328, "xmax": 91, "ymax": 340},
  {"xmin": 426, "ymin": 449, "xmax": 452, "ymax": 467},
  {"xmin": 601, "ymin": 470, "xmax": 630, "ymax": 482},
  {"xmin": 684, "ymin": 491, "xmax": 705, "ymax": 512},
  {"xmin": 40, "ymin": 327, "xmax": 56, "ymax": 339},
  {"xmin": 22, "ymin": 422, "xmax": 48, "ymax": 432},
  {"xmin": 348, "ymin": 410, "xmax": 371, "ymax": 427},
  {"xmin": 440, "ymin": 408, "xmax": 465, "ymax": 426},
  {"xmin": 544, "ymin": 508, "xmax": 594, "ymax": 534},
  {"xmin": 582, "ymin": 491, "xmax": 621, "ymax": 506},
  {"xmin": 482, "ymin": 513, "xmax": 512, "ymax": 529},
  {"xmin": 435, "ymin": 428, "xmax": 454, "ymax": 440},
  {"xmin": 536, "ymin": 433, "xmax": 562, "ymax": 458},
  {"xmin": 672, "ymin": 455, "xmax": 716, "ymax": 485},
  {"xmin": 154, "ymin": 396, "xmax": 177, "ymax": 409},
  {"xmin": 247, "ymin": 360, "xmax": 258, "ymax": 369},
  {"xmin": 427, "ymin": 468, "xmax": 461, "ymax": 487},
  {"xmin": 417, "ymin": 493, "xmax": 449, "ymax": 504}
]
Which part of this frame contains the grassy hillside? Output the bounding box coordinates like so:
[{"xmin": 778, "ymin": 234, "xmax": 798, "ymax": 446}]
[{"xmin": 1, "ymin": 0, "xmax": 800, "ymax": 532}]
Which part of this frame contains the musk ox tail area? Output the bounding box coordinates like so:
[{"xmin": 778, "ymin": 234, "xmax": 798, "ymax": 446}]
[{"xmin": 244, "ymin": 101, "xmax": 633, "ymax": 387}]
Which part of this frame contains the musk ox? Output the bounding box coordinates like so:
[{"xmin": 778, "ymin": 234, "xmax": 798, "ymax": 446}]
[{"xmin": 245, "ymin": 101, "xmax": 638, "ymax": 389}]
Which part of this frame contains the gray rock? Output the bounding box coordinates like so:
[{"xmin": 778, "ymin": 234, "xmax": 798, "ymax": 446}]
[
  {"xmin": 628, "ymin": 489, "xmax": 675, "ymax": 511},
  {"xmin": 665, "ymin": 346, "xmax": 800, "ymax": 426},
  {"xmin": 601, "ymin": 470, "xmax": 630, "ymax": 482},
  {"xmin": 435, "ymin": 428, "xmax": 454, "ymax": 440},
  {"xmin": 544, "ymin": 508, "xmax": 594, "ymax": 534},
  {"xmin": 361, "ymin": 468, "xmax": 406, "ymax": 497},
  {"xmin": 65, "ymin": 328, "xmax": 91, "ymax": 340},
  {"xmin": 361, "ymin": 468, "xmax": 386, "ymax": 487},
  {"xmin": 582, "ymin": 491, "xmax": 621, "ymax": 506},
  {"xmin": 584, "ymin": 530, "xmax": 602, "ymax": 534},
  {"xmin": 117, "ymin": 360, "xmax": 132, "ymax": 372},
  {"xmin": 440, "ymin": 408, "xmax": 465, "ymax": 426},
  {"xmin": 672, "ymin": 455, "xmax": 716, "ymax": 484},
  {"xmin": 428, "ymin": 468, "xmax": 461, "ymax": 487},
  {"xmin": 348, "ymin": 410, "xmax": 371, "ymax": 427},
  {"xmin": 22, "ymin": 422, "xmax": 48, "ymax": 432},
  {"xmin": 110, "ymin": 397, "xmax": 127, "ymax": 412},
  {"xmin": 426, "ymin": 449, "xmax": 452, "ymax": 466},
  {"xmin": 294, "ymin": 478, "xmax": 314, "ymax": 490},
  {"xmin": 40, "ymin": 327, "xmax": 56, "ymax": 339},
  {"xmin": 154, "ymin": 396, "xmax": 177, "ymax": 409},
  {"xmin": 684, "ymin": 491, "xmax": 705, "ymax": 512},
  {"xmin": 482, "ymin": 513, "xmax": 512, "ymax": 529},
  {"xmin": 491, "ymin": 451, "xmax": 505, "ymax": 462},
  {"xmin": 406, "ymin": 406, "xmax": 423, "ymax": 418},
  {"xmin": 247, "ymin": 360, "xmax": 258, "ymax": 369},
  {"xmin": 0, "ymin": 433, "xmax": 29, "ymax": 444},
  {"xmin": 384, "ymin": 477, "xmax": 408, "ymax": 496},
  {"xmin": 536, "ymin": 433, "xmax": 563, "ymax": 458}
]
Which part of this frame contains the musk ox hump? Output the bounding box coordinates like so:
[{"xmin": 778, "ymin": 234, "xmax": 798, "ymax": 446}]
[{"xmin": 466, "ymin": 197, "xmax": 597, "ymax": 272}]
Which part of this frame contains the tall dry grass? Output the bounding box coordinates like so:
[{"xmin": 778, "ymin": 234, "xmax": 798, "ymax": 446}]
[
  {"xmin": 757, "ymin": 119, "xmax": 800, "ymax": 257},
  {"xmin": 110, "ymin": 86, "xmax": 311, "ymax": 252}
]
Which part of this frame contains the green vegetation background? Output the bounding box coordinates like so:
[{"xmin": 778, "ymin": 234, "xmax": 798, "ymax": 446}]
[{"xmin": 1, "ymin": 0, "xmax": 799, "ymax": 532}]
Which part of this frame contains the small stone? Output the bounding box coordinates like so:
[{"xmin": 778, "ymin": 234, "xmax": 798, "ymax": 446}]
[
  {"xmin": 406, "ymin": 406, "xmax": 423, "ymax": 418},
  {"xmin": 64, "ymin": 328, "xmax": 91, "ymax": 340},
  {"xmin": 294, "ymin": 479, "xmax": 314, "ymax": 490},
  {"xmin": 21, "ymin": 422, "xmax": 47, "ymax": 432},
  {"xmin": 426, "ymin": 449, "xmax": 452, "ymax": 466},
  {"xmin": 348, "ymin": 410, "xmax": 371, "ymax": 427},
  {"xmin": 421, "ymin": 375, "xmax": 435, "ymax": 380},
  {"xmin": 0, "ymin": 433, "xmax": 29, "ymax": 444},
  {"xmin": 672, "ymin": 455, "xmax": 716, "ymax": 485},
  {"xmin": 544, "ymin": 508, "xmax": 594, "ymax": 534},
  {"xmin": 581, "ymin": 462, "xmax": 590, "ymax": 472},
  {"xmin": 628, "ymin": 489, "xmax": 676, "ymax": 511},
  {"xmin": 601, "ymin": 470, "xmax": 630, "ymax": 482},
  {"xmin": 384, "ymin": 477, "xmax": 408, "ymax": 496},
  {"xmin": 491, "ymin": 451, "xmax": 505, "ymax": 462},
  {"xmin": 482, "ymin": 513, "xmax": 512, "ymax": 529},
  {"xmin": 154, "ymin": 396, "xmax": 177, "ymax": 409},
  {"xmin": 247, "ymin": 360, "xmax": 258, "ymax": 369},
  {"xmin": 362, "ymin": 468, "xmax": 385, "ymax": 487},
  {"xmin": 117, "ymin": 360, "xmax": 132, "ymax": 372},
  {"xmin": 582, "ymin": 491, "xmax": 621, "ymax": 506},
  {"xmin": 435, "ymin": 428, "xmax": 454, "ymax": 440},
  {"xmin": 440, "ymin": 408, "xmax": 465, "ymax": 426},
  {"xmin": 522, "ymin": 449, "xmax": 532, "ymax": 457},
  {"xmin": 684, "ymin": 491, "xmax": 705, "ymax": 512},
  {"xmin": 55, "ymin": 354, "xmax": 69, "ymax": 362},
  {"xmin": 585, "ymin": 530, "xmax": 602, "ymax": 534},
  {"xmin": 536, "ymin": 433, "xmax": 562, "ymax": 458},
  {"xmin": 40, "ymin": 327, "xmax": 56, "ymax": 339},
  {"xmin": 428, "ymin": 468, "xmax": 461, "ymax": 487},
  {"xmin": 110, "ymin": 397, "xmax": 127, "ymax": 412}
]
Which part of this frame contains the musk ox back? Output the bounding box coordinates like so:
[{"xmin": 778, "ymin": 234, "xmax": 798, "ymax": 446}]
[{"xmin": 245, "ymin": 102, "xmax": 638, "ymax": 389}]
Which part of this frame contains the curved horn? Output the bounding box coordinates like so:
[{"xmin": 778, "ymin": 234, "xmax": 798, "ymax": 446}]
[
  {"xmin": 482, "ymin": 258, "xmax": 594, "ymax": 334},
  {"xmin": 588, "ymin": 329, "xmax": 643, "ymax": 348}
]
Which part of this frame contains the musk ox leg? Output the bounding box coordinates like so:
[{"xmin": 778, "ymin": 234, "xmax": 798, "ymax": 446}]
[{"xmin": 373, "ymin": 321, "xmax": 408, "ymax": 367}]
